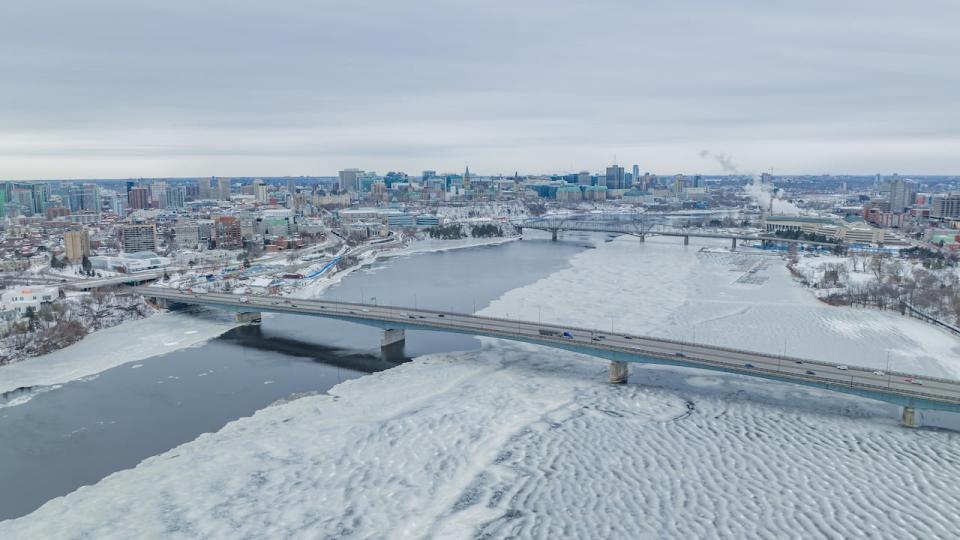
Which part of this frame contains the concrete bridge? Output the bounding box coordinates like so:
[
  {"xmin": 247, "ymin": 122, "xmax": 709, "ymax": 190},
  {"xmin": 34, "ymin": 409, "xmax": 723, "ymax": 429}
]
[
  {"xmin": 519, "ymin": 217, "xmax": 840, "ymax": 250},
  {"xmin": 134, "ymin": 287, "xmax": 960, "ymax": 427}
]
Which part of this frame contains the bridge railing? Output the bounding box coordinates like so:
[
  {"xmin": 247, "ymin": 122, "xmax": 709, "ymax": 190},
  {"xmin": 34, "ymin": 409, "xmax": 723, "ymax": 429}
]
[{"xmin": 138, "ymin": 288, "xmax": 959, "ymax": 389}]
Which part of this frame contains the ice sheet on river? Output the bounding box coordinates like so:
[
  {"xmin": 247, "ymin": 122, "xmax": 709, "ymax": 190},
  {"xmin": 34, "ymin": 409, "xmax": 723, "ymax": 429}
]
[
  {"xmin": 4, "ymin": 237, "xmax": 960, "ymax": 538},
  {"xmin": 0, "ymin": 309, "xmax": 238, "ymax": 398}
]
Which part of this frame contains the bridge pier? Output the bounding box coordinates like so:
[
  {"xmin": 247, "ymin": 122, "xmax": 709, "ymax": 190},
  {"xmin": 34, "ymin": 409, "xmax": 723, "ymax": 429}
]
[
  {"xmin": 639, "ymin": 234, "xmax": 645, "ymax": 243},
  {"xmin": 901, "ymin": 406, "xmax": 920, "ymax": 428},
  {"xmin": 731, "ymin": 238, "xmax": 737, "ymax": 250},
  {"xmin": 683, "ymin": 235, "xmax": 689, "ymax": 246},
  {"xmin": 608, "ymin": 361, "xmax": 629, "ymax": 384},
  {"xmin": 551, "ymin": 229, "xmax": 558, "ymax": 241},
  {"xmin": 236, "ymin": 311, "xmax": 262, "ymax": 324},
  {"xmin": 381, "ymin": 328, "xmax": 406, "ymax": 362}
]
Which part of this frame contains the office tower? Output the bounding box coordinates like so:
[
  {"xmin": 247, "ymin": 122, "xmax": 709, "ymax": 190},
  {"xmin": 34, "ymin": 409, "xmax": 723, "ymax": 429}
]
[
  {"xmin": 29, "ymin": 183, "xmax": 48, "ymax": 214},
  {"xmin": 692, "ymin": 175, "xmax": 704, "ymax": 189},
  {"xmin": 127, "ymin": 187, "xmax": 150, "ymax": 210},
  {"xmin": 338, "ymin": 169, "xmax": 362, "ymax": 192},
  {"xmin": 198, "ymin": 177, "xmax": 212, "ymax": 199},
  {"xmin": 65, "ymin": 183, "xmax": 97, "ymax": 212},
  {"xmin": 422, "ymin": 170, "xmax": 436, "ymax": 181},
  {"xmin": 120, "ymin": 223, "xmax": 157, "ymax": 252},
  {"xmin": 605, "ymin": 165, "xmax": 625, "ymax": 190},
  {"xmin": 217, "ymin": 177, "xmax": 231, "ymax": 200},
  {"xmin": 166, "ymin": 185, "xmax": 186, "ymax": 209},
  {"xmin": 150, "ymin": 181, "xmax": 168, "ymax": 209},
  {"xmin": 577, "ymin": 171, "xmax": 591, "ymax": 186},
  {"xmin": 673, "ymin": 175, "xmax": 685, "ymax": 195},
  {"xmin": 255, "ymin": 183, "xmax": 268, "ymax": 204},
  {"xmin": 632, "ymin": 164, "xmax": 639, "ymax": 186},
  {"xmin": 888, "ymin": 178, "xmax": 917, "ymax": 213},
  {"xmin": 931, "ymin": 193, "xmax": 960, "ymax": 219}
]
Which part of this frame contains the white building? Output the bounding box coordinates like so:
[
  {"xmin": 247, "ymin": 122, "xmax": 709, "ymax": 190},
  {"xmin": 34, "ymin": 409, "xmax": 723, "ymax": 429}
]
[
  {"xmin": 90, "ymin": 251, "xmax": 171, "ymax": 273},
  {"xmin": 1, "ymin": 286, "xmax": 59, "ymax": 314}
]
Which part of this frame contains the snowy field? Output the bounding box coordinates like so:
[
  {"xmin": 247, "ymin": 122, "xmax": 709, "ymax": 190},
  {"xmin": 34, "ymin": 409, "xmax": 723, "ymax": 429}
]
[{"xmin": 4, "ymin": 235, "xmax": 960, "ymax": 538}]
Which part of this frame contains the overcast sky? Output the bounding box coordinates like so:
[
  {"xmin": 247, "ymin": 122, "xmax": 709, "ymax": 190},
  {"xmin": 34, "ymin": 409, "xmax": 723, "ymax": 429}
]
[{"xmin": 2, "ymin": 0, "xmax": 959, "ymax": 179}]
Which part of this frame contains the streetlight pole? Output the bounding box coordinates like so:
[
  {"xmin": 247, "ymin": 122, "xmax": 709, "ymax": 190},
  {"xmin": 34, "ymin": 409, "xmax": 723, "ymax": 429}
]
[{"xmin": 886, "ymin": 351, "xmax": 892, "ymax": 388}]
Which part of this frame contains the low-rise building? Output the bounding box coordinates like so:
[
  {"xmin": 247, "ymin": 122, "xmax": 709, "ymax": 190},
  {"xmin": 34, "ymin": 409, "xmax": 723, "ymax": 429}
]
[
  {"xmin": 90, "ymin": 251, "xmax": 171, "ymax": 273},
  {"xmin": 1, "ymin": 286, "xmax": 59, "ymax": 314}
]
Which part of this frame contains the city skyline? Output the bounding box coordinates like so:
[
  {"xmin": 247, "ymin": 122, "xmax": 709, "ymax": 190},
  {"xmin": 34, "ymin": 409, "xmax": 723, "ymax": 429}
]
[{"xmin": 2, "ymin": 1, "xmax": 959, "ymax": 179}]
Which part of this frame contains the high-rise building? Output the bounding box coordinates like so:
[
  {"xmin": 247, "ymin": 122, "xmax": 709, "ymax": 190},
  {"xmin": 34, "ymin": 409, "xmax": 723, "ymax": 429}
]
[
  {"xmin": 692, "ymin": 175, "xmax": 704, "ymax": 189},
  {"xmin": 150, "ymin": 181, "xmax": 168, "ymax": 209},
  {"xmin": 198, "ymin": 177, "xmax": 212, "ymax": 199},
  {"xmin": 640, "ymin": 173, "xmax": 653, "ymax": 193},
  {"xmin": 64, "ymin": 229, "xmax": 91, "ymax": 263},
  {"xmin": 120, "ymin": 223, "xmax": 157, "ymax": 253},
  {"xmin": 673, "ymin": 174, "xmax": 685, "ymax": 195},
  {"xmin": 605, "ymin": 165, "xmax": 625, "ymax": 190},
  {"xmin": 632, "ymin": 164, "xmax": 639, "ymax": 186},
  {"xmin": 931, "ymin": 193, "xmax": 960, "ymax": 219},
  {"xmin": 128, "ymin": 187, "xmax": 150, "ymax": 210},
  {"xmin": 174, "ymin": 221, "xmax": 200, "ymax": 250},
  {"xmin": 217, "ymin": 178, "xmax": 231, "ymax": 200},
  {"xmin": 213, "ymin": 216, "xmax": 242, "ymax": 250},
  {"xmin": 339, "ymin": 169, "xmax": 362, "ymax": 192},
  {"xmin": 11, "ymin": 187, "xmax": 35, "ymax": 215},
  {"xmin": 255, "ymin": 183, "xmax": 268, "ymax": 204},
  {"xmin": 422, "ymin": 170, "xmax": 436, "ymax": 181},
  {"xmin": 166, "ymin": 185, "xmax": 186, "ymax": 209},
  {"xmin": 100, "ymin": 189, "xmax": 124, "ymax": 215},
  {"xmin": 81, "ymin": 183, "xmax": 99, "ymax": 212},
  {"xmin": 33, "ymin": 184, "xmax": 48, "ymax": 214},
  {"xmin": 888, "ymin": 178, "xmax": 917, "ymax": 213}
]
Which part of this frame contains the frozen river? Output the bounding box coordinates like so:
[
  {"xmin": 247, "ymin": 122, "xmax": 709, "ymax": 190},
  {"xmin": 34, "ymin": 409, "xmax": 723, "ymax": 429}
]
[
  {"xmin": 4, "ymin": 232, "xmax": 960, "ymax": 537},
  {"xmin": 0, "ymin": 237, "xmax": 586, "ymax": 521}
]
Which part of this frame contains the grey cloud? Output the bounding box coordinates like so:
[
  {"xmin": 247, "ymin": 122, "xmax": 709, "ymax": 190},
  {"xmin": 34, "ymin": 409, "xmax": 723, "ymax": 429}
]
[{"xmin": 1, "ymin": 0, "xmax": 959, "ymax": 178}]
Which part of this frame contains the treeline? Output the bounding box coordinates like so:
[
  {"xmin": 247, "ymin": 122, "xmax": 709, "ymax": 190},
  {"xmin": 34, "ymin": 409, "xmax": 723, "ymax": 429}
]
[
  {"xmin": 427, "ymin": 225, "xmax": 465, "ymax": 240},
  {"xmin": 0, "ymin": 290, "xmax": 152, "ymax": 365},
  {"xmin": 792, "ymin": 252, "xmax": 960, "ymax": 325},
  {"xmin": 470, "ymin": 224, "xmax": 504, "ymax": 238},
  {"xmin": 774, "ymin": 229, "xmax": 837, "ymax": 244}
]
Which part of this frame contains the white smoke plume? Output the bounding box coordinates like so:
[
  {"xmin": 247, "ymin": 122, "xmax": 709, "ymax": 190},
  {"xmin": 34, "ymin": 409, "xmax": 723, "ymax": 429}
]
[
  {"xmin": 699, "ymin": 149, "xmax": 801, "ymax": 215},
  {"xmin": 699, "ymin": 149, "xmax": 739, "ymax": 173}
]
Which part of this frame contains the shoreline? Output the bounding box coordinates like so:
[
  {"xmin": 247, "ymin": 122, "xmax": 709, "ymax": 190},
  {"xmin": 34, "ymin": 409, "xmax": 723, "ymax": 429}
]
[{"xmin": 0, "ymin": 234, "xmax": 519, "ymax": 400}]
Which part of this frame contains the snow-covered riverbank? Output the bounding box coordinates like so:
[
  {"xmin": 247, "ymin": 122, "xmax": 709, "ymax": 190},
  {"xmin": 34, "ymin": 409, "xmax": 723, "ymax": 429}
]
[
  {"xmin": 0, "ymin": 309, "xmax": 238, "ymax": 400},
  {"xmin": 5, "ymin": 235, "xmax": 960, "ymax": 538},
  {"xmin": 0, "ymin": 235, "xmax": 520, "ymax": 403}
]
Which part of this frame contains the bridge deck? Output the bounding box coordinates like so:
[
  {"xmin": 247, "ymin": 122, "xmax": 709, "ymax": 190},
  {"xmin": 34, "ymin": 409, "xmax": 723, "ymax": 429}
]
[
  {"xmin": 521, "ymin": 220, "xmax": 839, "ymax": 247},
  {"xmin": 134, "ymin": 287, "xmax": 960, "ymax": 413}
]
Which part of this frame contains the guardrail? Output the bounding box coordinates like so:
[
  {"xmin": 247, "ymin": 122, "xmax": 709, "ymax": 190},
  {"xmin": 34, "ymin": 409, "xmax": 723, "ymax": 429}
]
[{"xmin": 135, "ymin": 288, "xmax": 960, "ymax": 406}]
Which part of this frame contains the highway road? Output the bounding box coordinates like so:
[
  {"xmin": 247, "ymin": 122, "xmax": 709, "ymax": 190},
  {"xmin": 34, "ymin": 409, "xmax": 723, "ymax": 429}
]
[{"xmin": 135, "ymin": 288, "xmax": 960, "ymax": 411}]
